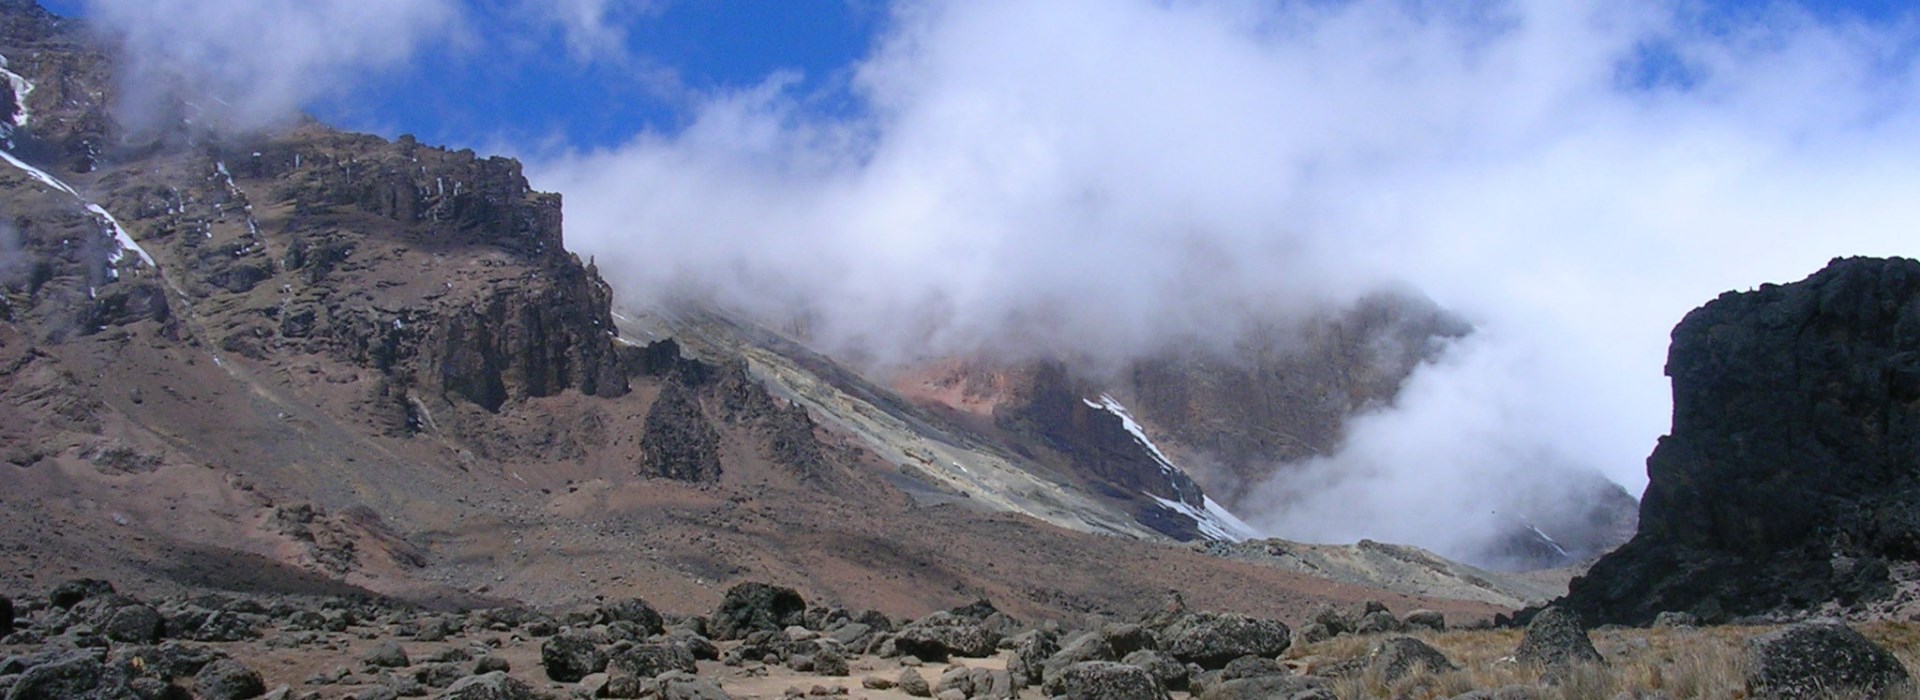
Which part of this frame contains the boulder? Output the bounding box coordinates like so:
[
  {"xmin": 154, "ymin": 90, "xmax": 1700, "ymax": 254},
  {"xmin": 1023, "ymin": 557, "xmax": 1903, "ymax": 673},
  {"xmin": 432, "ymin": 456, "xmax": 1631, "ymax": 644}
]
[
  {"xmin": 1196, "ymin": 675, "xmax": 1335, "ymax": 700},
  {"xmin": 893, "ymin": 612, "xmax": 999, "ymax": 661},
  {"xmin": 473, "ymin": 656, "xmax": 510, "ymax": 675},
  {"xmin": 413, "ymin": 663, "xmax": 468, "ymax": 689},
  {"xmin": 364, "ymin": 642, "xmax": 411, "ymax": 669},
  {"xmin": 1745, "ymin": 621, "xmax": 1911, "ymax": 699},
  {"xmin": 108, "ymin": 641, "xmax": 226, "ymax": 680},
  {"xmin": 896, "ymin": 668, "xmax": 932, "ymax": 697},
  {"xmin": 194, "ymin": 658, "xmax": 267, "ymax": 700},
  {"xmin": 1564, "ymin": 257, "xmax": 1920, "ymax": 623},
  {"xmin": 709, "ymin": 583, "xmax": 806, "ymax": 641},
  {"xmin": 540, "ymin": 630, "xmax": 606, "ymax": 682},
  {"xmin": 49, "ymin": 579, "xmax": 115, "ymax": 610},
  {"xmin": 1353, "ymin": 610, "xmax": 1404, "ymax": 635},
  {"xmin": 1514, "ymin": 607, "xmax": 1603, "ymax": 670},
  {"xmin": 656, "ymin": 672, "xmax": 732, "ymax": 700},
  {"xmin": 1049, "ymin": 661, "xmax": 1170, "ymax": 700},
  {"xmin": 187, "ymin": 611, "xmax": 262, "ymax": 642},
  {"xmin": 610, "ymin": 643, "xmax": 698, "ymax": 681},
  {"xmin": 439, "ymin": 671, "xmax": 537, "ymax": 700},
  {"xmin": 1218, "ymin": 655, "xmax": 1286, "ymax": 681},
  {"xmin": 1309, "ymin": 605, "xmax": 1352, "ymax": 636},
  {"xmin": 1296, "ymin": 623, "xmax": 1335, "ymax": 645},
  {"xmin": 1122, "ymin": 649, "xmax": 1189, "ymax": 691},
  {"xmin": 8, "ymin": 650, "xmax": 116, "ymax": 699},
  {"xmin": 1160, "ymin": 612, "xmax": 1291, "ymax": 669},
  {"xmin": 1005, "ymin": 629, "xmax": 1059, "ymax": 688},
  {"xmin": 1104, "ymin": 623, "xmax": 1158, "ymax": 656},
  {"xmin": 600, "ymin": 598, "xmax": 666, "ymax": 637},
  {"xmin": 101, "ymin": 603, "xmax": 164, "ymax": 644},
  {"xmin": 1403, "ymin": 610, "xmax": 1447, "ymax": 632},
  {"xmin": 1367, "ymin": 637, "xmax": 1458, "ymax": 683},
  {"xmin": 934, "ymin": 666, "xmax": 975, "ymax": 697},
  {"xmin": 1, "ymin": 594, "xmax": 12, "ymax": 636},
  {"xmin": 1652, "ymin": 611, "xmax": 1699, "ymax": 629},
  {"xmin": 811, "ymin": 647, "xmax": 849, "ymax": 677},
  {"xmin": 1041, "ymin": 630, "xmax": 1118, "ymax": 685},
  {"xmin": 1446, "ymin": 686, "xmax": 1545, "ymax": 700}
]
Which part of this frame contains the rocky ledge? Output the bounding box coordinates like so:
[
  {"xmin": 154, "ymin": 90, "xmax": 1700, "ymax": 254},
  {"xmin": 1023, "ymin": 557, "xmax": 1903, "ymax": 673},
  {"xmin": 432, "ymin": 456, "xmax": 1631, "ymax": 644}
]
[{"xmin": 1564, "ymin": 256, "xmax": 1920, "ymax": 625}]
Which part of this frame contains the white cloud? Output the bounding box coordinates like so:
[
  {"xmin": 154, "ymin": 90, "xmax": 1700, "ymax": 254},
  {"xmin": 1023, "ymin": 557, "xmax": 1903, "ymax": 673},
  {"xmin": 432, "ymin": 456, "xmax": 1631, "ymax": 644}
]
[
  {"xmin": 82, "ymin": 0, "xmax": 463, "ymax": 131},
  {"xmin": 535, "ymin": 0, "xmax": 663, "ymax": 63},
  {"xmin": 533, "ymin": 0, "xmax": 1920, "ymax": 562}
]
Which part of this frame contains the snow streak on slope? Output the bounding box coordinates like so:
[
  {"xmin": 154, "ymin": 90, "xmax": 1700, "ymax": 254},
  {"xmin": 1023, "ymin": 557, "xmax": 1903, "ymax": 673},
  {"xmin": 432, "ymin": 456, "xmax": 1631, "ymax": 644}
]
[
  {"xmin": 1085, "ymin": 393, "xmax": 1259, "ymax": 542},
  {"xmin": 0, "ymin": 52, "xmax": 32, "ymax": 131},
  {"xmin": 0, "ymin": 149, "xmax": 158, "ymax": 271}
]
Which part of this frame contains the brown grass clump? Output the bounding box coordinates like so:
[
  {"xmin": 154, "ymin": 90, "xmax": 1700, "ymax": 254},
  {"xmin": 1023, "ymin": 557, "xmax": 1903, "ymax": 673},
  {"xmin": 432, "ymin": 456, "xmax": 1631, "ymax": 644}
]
[{"xmin": 1282, "ymin": 621, "xmax": 1920, "ymax": 699}]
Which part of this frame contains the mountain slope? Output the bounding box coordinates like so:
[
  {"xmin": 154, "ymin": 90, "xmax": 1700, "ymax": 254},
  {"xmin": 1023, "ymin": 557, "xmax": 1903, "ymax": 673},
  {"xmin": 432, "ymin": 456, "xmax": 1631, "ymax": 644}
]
[{"xmin": 0, "ymin": 0, "xmax": 1513, "ymax": 624}]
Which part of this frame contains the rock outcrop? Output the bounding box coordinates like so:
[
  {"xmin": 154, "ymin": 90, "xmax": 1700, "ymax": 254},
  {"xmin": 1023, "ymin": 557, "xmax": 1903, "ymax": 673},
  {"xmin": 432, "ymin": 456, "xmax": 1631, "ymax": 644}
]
[
  {"xmin": 1564, "ymin": 257, "xmax": 1920, "ymax": 624},
  {"xmin": 1745, "ymin": 621, "xmax": 1911, "ymax": 699}
]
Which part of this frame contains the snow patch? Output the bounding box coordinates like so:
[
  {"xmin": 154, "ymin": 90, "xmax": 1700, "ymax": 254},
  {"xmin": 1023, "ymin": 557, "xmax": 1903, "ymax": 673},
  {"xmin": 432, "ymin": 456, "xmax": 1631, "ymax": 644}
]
[
  {"xmin": 1086, "ymin": 392, "xmax": 1258, "ymax": 542},
  {"xmin": 0, "ymin": 149, "xmax": 157, "ymax": 270},
  {"xmin": 1088, "ymin": 394, "xmax": 1180, "ymax": 477},
  {"xmin": 88, "ymin": 204, "xmax": 157, "ymax": 268},
  {"xmin": 1136, "ymin": 490, "xmax": 1259, "ymax": 540},
  {"xmin": 1, "ymin": 52, "xmax": 34, "ymax": 130},
  {"xmin": 1525, "ymin": 523, "xmax": 1571, "ymax": 559}
]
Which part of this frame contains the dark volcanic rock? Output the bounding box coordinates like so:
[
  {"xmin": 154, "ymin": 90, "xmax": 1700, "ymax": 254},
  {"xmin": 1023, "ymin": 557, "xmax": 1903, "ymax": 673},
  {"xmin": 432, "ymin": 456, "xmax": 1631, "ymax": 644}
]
[
  {"xmin": 1746, "ymin": 621, "xmax": 1911, "ymax": 699},
  {"xmin": 49, "ymin": 578, "xmax": 114, "ymax": 609},
  {"xmin": 1049, "ymin": 661, "xmax": 1169, "ymax": 700},
  {"xmin": 608, "ymin": 643, "xmax": 696, "ymax": 681},
  {"xmin": 1159, "ymin": 612, "xmax": 1291, "ymax": 669},
  {"xmin": 193, "ymin": 658, "xmax": 266, "ymax": 700},
  {"xmin": 100, "ymin": 603, "xmax": 163, "ymax": 644},
  {"xmin": 708, "ymin": 582, "xmax": 806, "ymax": 641},
  {"xmin": 638, "ymin": 381, "xmax": 722, "ymax": 482},
  {"xmin": 439, "ymin": 671, "xmax": 537, "ymax": 700},
  {"xmin": 1122, "ymin": 650, "xmax": 1189, "ymax": 692},
  {"xmin": 1368, "ymin": 637, "xmax": 1457, "ymax": 683},
  {"xmin": 1005, "ymin": 629, "xmax": 1059, "ymax": 688},
  {"xmin": 1, "ymin": 594, "xmax": 13, "ymax": 636},
  {"xmin": 599, "ymin": 598, "xmax": 665, "ymax": 637},
  {"xmin": 893, "ymin": 611, "xmax": 1000, "ymax": 661},
  {"xmin": 1564, "ymin": 257, "xmax": 1920, "ymax": 624},
  {"xmin": 1514, "ymin": 607, "xmax": 1603, "ymax": 671},
  {"xmin": 1196, "ymin": 675, "xmax": 1335, "ymax": 700},
  {"xmin": 8, "ymin": 650, "xmax": 112, "ymax": 699},
  {"xmin": 539, "ymin": 631, "xmax": 606, "ymax": 682}
]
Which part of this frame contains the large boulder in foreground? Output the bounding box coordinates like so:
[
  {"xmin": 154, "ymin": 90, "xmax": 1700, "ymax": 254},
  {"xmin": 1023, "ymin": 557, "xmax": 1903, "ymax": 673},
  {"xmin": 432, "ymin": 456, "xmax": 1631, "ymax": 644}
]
[
  {"xmin": 1159, "ymin": 612, "xmax": 1291, "ymax": 669},
  {"xmin": 708, "ymin": 582, "xmax": 806, "ymax": 641},
  {"xmin": 1514, "ymin": 607, "xmax": 1603, "ymax": 670},
  {"xmin": 1746, "ymin": 621, "xmax": 1911, "ymax": 699},
  {"xmin": 1564, "ymin": 257, "xmax": 1920, "ymax": 624},
  {"xmin": 1049, "ymin": 661, "xmax": 1170, "ymax": 700}
]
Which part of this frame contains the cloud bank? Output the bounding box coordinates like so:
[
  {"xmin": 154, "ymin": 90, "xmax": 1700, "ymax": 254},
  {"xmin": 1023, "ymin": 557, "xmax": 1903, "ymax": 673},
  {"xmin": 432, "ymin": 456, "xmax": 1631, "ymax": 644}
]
[{"xmin": 532, "ymin": 0, "xmax": 1920, "ymax": 562}]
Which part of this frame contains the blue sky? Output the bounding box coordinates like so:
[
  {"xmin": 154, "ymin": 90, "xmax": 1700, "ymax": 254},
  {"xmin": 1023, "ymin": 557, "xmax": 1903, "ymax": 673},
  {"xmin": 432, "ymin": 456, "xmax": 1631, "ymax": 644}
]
[
  {"xmin": 38, "ymin": 0, "xmax": 1916, "ymax": 152},
  {"xmin": 45, "ymin": 0, "xmax": 883, "ymax": 149}
]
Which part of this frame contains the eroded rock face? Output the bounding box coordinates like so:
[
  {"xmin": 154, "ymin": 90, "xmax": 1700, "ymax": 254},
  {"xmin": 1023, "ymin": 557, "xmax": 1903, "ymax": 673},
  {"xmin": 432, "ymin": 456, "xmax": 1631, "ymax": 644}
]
[
  {"xmin": 640, "ymin": 381, "xmax": 722, "ymax": 482},
  {"xmin": 1564, "ymin": 257, "xmax": 1920, "ymax": 624}
]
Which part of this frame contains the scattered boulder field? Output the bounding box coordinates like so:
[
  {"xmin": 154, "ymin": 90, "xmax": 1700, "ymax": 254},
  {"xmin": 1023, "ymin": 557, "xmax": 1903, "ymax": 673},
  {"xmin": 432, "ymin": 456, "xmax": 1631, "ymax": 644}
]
[{"xmin": 8, "ymin": 579, "xmax": 1920, "ymax": 699}]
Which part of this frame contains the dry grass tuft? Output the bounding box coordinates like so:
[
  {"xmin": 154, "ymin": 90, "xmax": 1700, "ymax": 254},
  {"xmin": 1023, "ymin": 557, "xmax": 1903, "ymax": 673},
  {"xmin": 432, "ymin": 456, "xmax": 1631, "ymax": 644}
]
[{"xmin": 1282, "ymin": 621, "xmax": 1920, "ymax": 699}]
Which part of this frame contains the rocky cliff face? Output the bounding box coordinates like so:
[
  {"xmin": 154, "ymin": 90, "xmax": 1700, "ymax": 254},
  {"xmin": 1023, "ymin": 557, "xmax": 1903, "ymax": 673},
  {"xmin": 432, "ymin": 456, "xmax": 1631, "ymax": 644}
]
[{"xmin": 1563, "ymin": 257, "xmax": 1920, "ymax": 624}]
